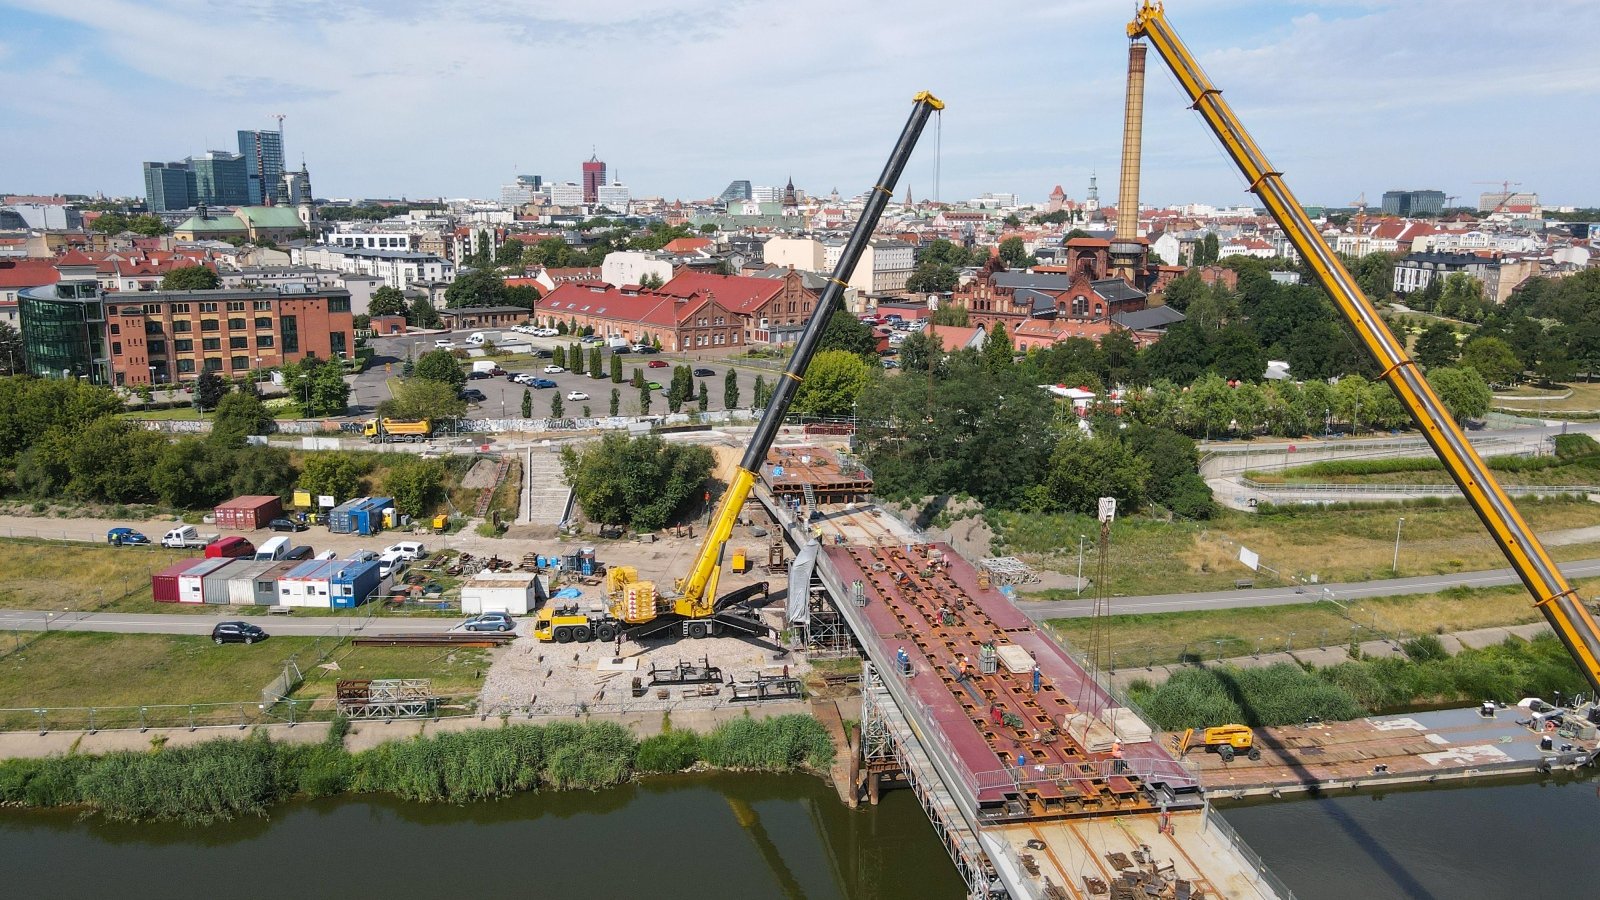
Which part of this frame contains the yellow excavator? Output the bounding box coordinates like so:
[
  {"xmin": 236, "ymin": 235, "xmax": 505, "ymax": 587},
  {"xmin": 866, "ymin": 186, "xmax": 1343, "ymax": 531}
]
[
  {"xmin": 535, "ymin": 91, "xmax": 946, "ymax": 644},
  {"xmin": 1129, "ymin": 1, "xmax": 1600, "ymax": 694}
]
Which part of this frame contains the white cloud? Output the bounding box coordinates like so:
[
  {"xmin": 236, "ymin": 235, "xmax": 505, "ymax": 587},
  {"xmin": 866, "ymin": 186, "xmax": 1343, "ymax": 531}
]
[{"xmin": 1, "ymin": 0, "xmax": 1596, "ymax": 206}]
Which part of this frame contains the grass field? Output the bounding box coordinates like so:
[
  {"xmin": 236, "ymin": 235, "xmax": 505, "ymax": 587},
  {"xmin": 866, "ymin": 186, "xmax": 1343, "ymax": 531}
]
[
  {"xmin": 0, "ymin": 540, "xmax": 194, "ymax": 612},
  {"xmin": 292, "ymin": 643, "xmax": 491, "ymax": 700},
  {"xmin": 1003, "ymin": 499, "xmax": 1600, "ymax": 598},
  {"xmin": 1494, "ymin": 381, "xmax": 1600, "ymax": 412},
  {"xmin": 0, "ymin": 632, "xmax": 318, "ymax": 711},
  {"xmin": 1045, "ymin": 577, "xmax": 1598, "ymax": 666}
]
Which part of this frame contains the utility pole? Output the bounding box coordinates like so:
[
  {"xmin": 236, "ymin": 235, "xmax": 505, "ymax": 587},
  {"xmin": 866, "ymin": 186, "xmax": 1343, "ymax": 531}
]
[{"xmin": 1392, "ymin": 517, "xmax": 1405, "ymax": 573}]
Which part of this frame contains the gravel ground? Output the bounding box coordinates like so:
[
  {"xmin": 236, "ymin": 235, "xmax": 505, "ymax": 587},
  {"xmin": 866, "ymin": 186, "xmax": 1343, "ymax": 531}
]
[{"xmin": 478, "ymin": 604, "xmax": 809, "ymax": 714}]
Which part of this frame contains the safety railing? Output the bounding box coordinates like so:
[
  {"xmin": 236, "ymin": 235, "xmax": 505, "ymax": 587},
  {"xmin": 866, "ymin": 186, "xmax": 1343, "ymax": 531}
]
[{"xmin": 1203, "ymin": 801, "xmax": 1300, "ymax": 900}]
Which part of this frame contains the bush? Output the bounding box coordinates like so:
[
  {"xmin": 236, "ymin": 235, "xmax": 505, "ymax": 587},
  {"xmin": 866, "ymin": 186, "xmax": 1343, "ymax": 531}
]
[
  {"xmin": 634, "ymin": 729, "xmax": 702, "ymax": 773},
  {"xmin": 699, "ymin": 715, "xmax": 834, "ymax": 770}
]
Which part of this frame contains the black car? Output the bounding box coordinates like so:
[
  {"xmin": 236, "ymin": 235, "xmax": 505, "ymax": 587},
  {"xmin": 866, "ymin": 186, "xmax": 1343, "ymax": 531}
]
[
  {"xmin": 692, "ymin": 368, "xmax": 715, "ymax": 377},
  {"xmin": 211, "ymin": 621, "xmax": 268, "ymax": 645},
  {"xmin": 285, "ymin": 545, "xmax": 314, "ymax": 560},
  {"xmin": 460, "ymin": 389, "xmax": 487, "ymax": 403},
  {"xmin": 533, "ymin": 349, "xmax": 553, "ymax": 358},
  {"xmin": 635, "ymin": 346, "xmax": 660, "ymax": 354},
  {"xmin": 467, "ymin": 370, "xmax": 490, "ymax": 380},
  {"xmin": 269, "ymin": 517, "xmax": 309, "ymax": 533}
]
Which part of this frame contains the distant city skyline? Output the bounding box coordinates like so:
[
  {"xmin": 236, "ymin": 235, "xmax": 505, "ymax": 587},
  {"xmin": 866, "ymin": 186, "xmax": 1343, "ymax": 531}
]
[{"xmin": 2, "ymin": 1, "xmax": 1596, "ymax": 208}]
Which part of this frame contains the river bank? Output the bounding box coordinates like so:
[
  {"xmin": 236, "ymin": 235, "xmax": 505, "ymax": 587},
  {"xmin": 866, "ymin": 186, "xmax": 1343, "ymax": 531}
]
[{"xmin": 0, "ymin": 713, "xmax": 835, "ymax": 824}]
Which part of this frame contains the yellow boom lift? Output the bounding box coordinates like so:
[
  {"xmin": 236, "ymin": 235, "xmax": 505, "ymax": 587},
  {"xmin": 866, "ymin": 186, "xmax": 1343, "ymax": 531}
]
[
  {"xmin": 1129, "ymin": 1, "xmax": 1600, "ymax": 692},
  {"xmin": 536, "ymin": 92, "xmax": 946, "ymax": 644}
]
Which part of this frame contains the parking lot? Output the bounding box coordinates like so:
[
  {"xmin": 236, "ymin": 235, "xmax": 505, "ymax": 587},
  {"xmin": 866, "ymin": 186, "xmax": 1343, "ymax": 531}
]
[{"xmin": 367, "ymin": 330, "xmax": 778, "ymax": 419}]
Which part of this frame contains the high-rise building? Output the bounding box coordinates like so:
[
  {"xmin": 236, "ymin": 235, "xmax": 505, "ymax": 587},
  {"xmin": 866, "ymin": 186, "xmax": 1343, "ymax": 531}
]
[
  {"xmin": 501, "ymin": 174, "xmax": 544, "ymax": 205},
  {"xmin": 143, "ymin": 161, "xmax": 196, "ymax": 212},
  {"xmin": 550, "ymin": 182, "xmax": 584, "ymax": 207},
  {"xmin": 595, "ymin": 182, "xmax": 631, "ymax": 210},
  {"xmin": 719, "ymin": 180, "xmax": 752, "ymax": 203},
  {"xmin": 238, "ymin": 129, "xmax": 286, "ymax": 205},
  {"xmin": 1381, "ymin": 190, "xmax": 1445, "ymax": 217},
  {"xmin": 189, "ymin": 151, "xmax": 250, "ymax": 206},
  {"xmin": 581, "ymin": 154, "xmax": 606, "ymax": 205}
]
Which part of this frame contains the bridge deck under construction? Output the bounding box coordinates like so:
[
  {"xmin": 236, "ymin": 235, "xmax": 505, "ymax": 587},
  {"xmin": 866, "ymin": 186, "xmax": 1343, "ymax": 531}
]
[
  {"xmin": 825, "ymin": 542, "xmax": 1201, "ymax": 823},
  {"xmin": 761, "ymin": 445, "xmax": 874, "ymax": 504}
]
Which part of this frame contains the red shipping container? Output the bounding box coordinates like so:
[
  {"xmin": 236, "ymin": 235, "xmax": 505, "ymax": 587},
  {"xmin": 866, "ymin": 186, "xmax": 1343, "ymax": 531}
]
[
  {"xmin": 213, "ymin": 495, "xmax": 283, "ymax": 531},
  {"xmin": 151, "ymin": 558, "xmax": 207, "ymax": 603}
]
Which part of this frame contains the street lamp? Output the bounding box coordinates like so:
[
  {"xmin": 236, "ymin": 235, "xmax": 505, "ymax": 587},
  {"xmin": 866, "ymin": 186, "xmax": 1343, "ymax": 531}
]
[
  {"xmin": 1392, "ymin": 517, "xmax": 1405, "ymax": 573},
  {"xmin": 1324, "ymin": 407, "xmax": 1332, "ymax": 438}
]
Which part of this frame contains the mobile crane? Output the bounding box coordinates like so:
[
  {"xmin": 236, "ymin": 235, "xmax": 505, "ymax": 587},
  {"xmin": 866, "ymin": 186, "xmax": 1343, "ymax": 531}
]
[
  {"xmin": 1128, "ymin": 1, "xmax": 1600, "ymax": 693},
  {"xmin": 535, "ymin": 91, "xmax": 946, "ymax": 645}
]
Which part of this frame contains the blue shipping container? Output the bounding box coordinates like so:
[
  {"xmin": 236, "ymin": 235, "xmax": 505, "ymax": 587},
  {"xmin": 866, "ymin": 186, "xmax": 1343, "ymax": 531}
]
[
  {"xmin": 327, "ymin": 498, "xmax": 365, "ymax": 535},
  {"xmin": 330, "ymin": 559, "xmax": 383, "ymax": 608}
]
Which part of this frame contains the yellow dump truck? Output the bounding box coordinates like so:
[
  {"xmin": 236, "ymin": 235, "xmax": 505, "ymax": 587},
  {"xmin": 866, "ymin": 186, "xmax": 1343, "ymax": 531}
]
[{"xmin": 364, "ymin": 418, "xmax": 432, "ymax": 443}]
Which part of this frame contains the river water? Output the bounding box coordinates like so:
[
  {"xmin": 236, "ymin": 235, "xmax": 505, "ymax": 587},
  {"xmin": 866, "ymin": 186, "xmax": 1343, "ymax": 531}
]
[{"xmin": 4, "ymin": 769, "xmax": 1598, "ymax": 899}]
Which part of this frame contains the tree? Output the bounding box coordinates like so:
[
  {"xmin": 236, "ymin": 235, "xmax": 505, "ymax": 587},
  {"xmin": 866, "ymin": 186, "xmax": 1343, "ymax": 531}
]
[
  {"xmin": 505, "ymin": 284, "xmax": 541, "ymax": 309},
  {"xmin": 1209, "ymin": 323, "xmax": 1266, "ymax": 382},
  {"xmin": 412, "ymin": 348, "xmax": 466, "ymax": 388},
  {"xmin": 161, "ymin": 265, "xmax": 219, "ymax": 290},
  {"xmin": 1332, "ymin": 374, "xmax": 1370, "ymax": 432},
  {"xmin": 1413, "ymin": 323, "xmax": 1460, "ymax": 370},
  {"xmin": 610, "ymin": 355, "xmax": 623, "ymax": 383},
  {"xmin": 193, "ymin": 370, "xmax": 228, "ymax": 411},
  {"xmin": 384, "ymin": 459, "xmax": 446, "ymax": 518},
  {"xmin": 378, "ymin": 377, "xmax": 467, "ymax": 422},
  {"xmin": 559, "ymin": 433, "xmax": 714, "ymax": 530},
  {"xmin": 631, "ymin": 367, "xmax": 644, "ymax": 388},
  {"xmin": 1160, "ymin": 272, "xmax": 1206, "ymax": 312},
  {"xmin": 368, "ymin": 286, "xmax": 408, "ymax": 319},
  {"xmin": 1459, "ymin": 335, "xmax": 1522, "ymax": 386},
  {"xmin": 794, "ymin": 349, "xmax": 873, "ymax": 418},
  {"xmin": 752, "ymin": 374, "xmax": 770, "ymax": 409},
  {"xmin": 1125, "ymin": 425, "xmax": 1201, "ymax": 507},
  {"xmin": 1044, "ymin": 434, "xmax": 1148, "ymax": 515},
  {"xmin": 905, "ymin": 262, "xmax": 958, "ymax": 293},
  {"xmin": 930, "ymin": 304, "xmax": 969, "ymax": 326},
  {"xmin": 494, "ymin": 238, "xmax": 524, "ymax": 268},
  {"xmin": 1195, "ymin": 233, "xmax": 1220, "ymax": 266},
  {"xmin": 1428, "ymin": 366, "xmax": 1491, "ymax": 424},
  {"xmin": 1100, "ymin": 329, "xmax": 1137, "ymax": 386},
  {"xmin": 444, "ymin": 269, "xmax": 507, "ymax": 308},
  {"xmin": 639, "ymin": 272, "xmax": 664, "ymax": 289},
  {"xmin": 982, "ymin": 322, "xmax": 1013, "ymax": 373},
  {"xmin": 1003, "ymin": 213, "xmax": 1022, "ymax": 228},
  {"xmin": 899, "ymin": 329, "xmax": 935, "ymax": 373},
  {"xmin": 819, "ymin": 300, "xmax": 878, "ymax": 358},
  {"xmin": 209, "ymin": 391, "xmax": 273, "ymax": 446},
  {"xmin": 408, "ymin": 295, "xmax": 442, "ymax": 329},
  {"xmin": 666, "ymin": 365, "xmax": 690, "ymax": 413},
  {"xmin": 521, "ymin": 388, "xmax": 533, "ymax": 418},
  {"xmin": 551, "ymin": 392, "xmax": 565, "ymax": 418},
  {"xmin": 0, "ymin": 322, "xmax": 23, "ymax": 375},
  {"xmin": 998, "ymin": 236, "xmax": 1033, "ymax": 268},
  {"xmin": 1142, "ymin": 322, "xmax": 1212, "ymax": 384},
  {"xmin": 697, "ymin": 381, "xmax": 709, "ymax": 413},
  {"xmin": 639, "ymin": 381, "xmax": 652, "ymax": 416},
  {"xmin": 589, "ymin": 346, "xmax": 603, "ymax": 378},
  {"xmin": 723, "ymin": 368, "xmax": 740, "ymax": 409},
  {"xmin": 571, "ymin": 343, "xmax": 587, "ymax": 376},
  {"xmin": 609, "ymin": 387, "xmax": 620, "ymax": 416},
  {"xmin": 552, "ymin": 346, "xmax": 567, "ymax": 370},
  {"xmin": 299, "ymin": 453, "xmax": 362, "ymax": 504}
]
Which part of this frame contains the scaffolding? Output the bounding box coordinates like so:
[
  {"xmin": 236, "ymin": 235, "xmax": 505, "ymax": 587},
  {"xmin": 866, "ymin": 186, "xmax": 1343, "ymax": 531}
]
[
  {"xmin": 801, "ymin": 586, "xmax": 857, "ymax": 658},
  {"xmin": 335, "ymin": 679, "xmax": 439, "ymax": 719}
]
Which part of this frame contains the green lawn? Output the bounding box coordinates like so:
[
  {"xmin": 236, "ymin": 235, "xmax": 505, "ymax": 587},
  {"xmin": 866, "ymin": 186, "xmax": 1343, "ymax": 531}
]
[
  {"xmin": 1001, "ymin": 498, "xmax": 1600, "ymax": 598},
  {"xmin": 1045, "ymin": 577, "xmax": 1594, "ymax": 667},
  {"xmin": 0, "ymin": 632, "xmax": 318, "ymax": 716}
]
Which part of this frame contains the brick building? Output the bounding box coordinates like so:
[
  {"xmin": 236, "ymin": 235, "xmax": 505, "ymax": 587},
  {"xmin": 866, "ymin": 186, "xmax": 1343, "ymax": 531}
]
[{"xmin": 536, "ymin": 282, "xmax": 745, "ymax": 353}]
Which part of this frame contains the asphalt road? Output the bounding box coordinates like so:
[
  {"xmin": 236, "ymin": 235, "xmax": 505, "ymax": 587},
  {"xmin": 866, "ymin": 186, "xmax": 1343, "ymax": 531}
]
[
  {"xmin": 1013, "ymin": 556, "xmax": 1600, "ymax": 620},
  {"xmin": 0, "ymin": 608, "xmax": 497, "ymax": 637}
]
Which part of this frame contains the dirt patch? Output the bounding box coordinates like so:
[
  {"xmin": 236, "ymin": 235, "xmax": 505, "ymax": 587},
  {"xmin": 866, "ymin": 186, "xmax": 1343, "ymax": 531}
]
[{"xmin": 460, "ymin": 458, "xmax": 501, "ymax": 489}]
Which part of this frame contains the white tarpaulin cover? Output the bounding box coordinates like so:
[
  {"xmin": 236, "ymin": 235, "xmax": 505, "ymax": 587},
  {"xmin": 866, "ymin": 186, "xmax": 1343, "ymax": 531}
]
[{"xmin": 786, "ymin": 539, "xmax": 820, "ymax": 625}]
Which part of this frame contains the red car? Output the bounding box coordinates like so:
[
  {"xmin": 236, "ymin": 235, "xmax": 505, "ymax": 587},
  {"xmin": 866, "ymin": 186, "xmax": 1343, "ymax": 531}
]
[{"xmin": 647, "ymin": 359, "xmax": 669, "ymax": 368}]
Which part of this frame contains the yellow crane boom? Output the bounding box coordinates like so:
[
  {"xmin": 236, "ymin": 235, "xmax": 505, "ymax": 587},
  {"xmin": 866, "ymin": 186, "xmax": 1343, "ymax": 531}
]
[
  {"xmin": 1128, "ymin": 1, "xmax": 1600, "ymax": 691},
  {"xmin": 617, "ymin": 92, "xmax": 945, "ymax": 631}
]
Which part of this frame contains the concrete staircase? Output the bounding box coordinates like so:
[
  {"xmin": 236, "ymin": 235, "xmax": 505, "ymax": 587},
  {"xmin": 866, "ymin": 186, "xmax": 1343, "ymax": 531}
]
[{"xmin": 521, "ymin": 448, "xmax": 572, "ymax": 526}]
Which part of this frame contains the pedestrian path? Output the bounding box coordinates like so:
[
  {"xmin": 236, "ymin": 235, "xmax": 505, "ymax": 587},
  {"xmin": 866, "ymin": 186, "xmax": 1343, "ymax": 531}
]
[{"xmin": 519, "ymin": 448, "xmax": 571, "ymax": 526}]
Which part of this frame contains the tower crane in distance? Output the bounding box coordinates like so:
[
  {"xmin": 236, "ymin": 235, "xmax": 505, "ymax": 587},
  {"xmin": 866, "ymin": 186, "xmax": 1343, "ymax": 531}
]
[
  {"xmin": 1127, "ymin": 1, "xmax": 1600, "ymax": 692},
  {"xmin": 534, "ymin": 92, "xmax": 947, "ymax": 645}
]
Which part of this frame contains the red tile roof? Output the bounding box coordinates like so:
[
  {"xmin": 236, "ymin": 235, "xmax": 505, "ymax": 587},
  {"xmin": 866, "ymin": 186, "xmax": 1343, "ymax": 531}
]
[
  {"xmin": 56, "ymin": 248, "xmax": 97, "ymax": 267},
  {"xmin": 662, "ymin": 237, "xmax": 713, "ymax": 254},
  {"xmin": 538, "ymin": 282, "xmax": 707, "ymax": 329},
  {"xmin": 0, "ymin": 258, "xmax": 62, "ymax": 288},
  {"xmin": 656, "ymin": 271, "xmax": 784, "ymax": 315}
]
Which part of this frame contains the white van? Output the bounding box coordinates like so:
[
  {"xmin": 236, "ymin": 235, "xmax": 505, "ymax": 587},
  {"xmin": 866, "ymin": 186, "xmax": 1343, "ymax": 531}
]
[
  {"xmin": 465, "ymin": 332, "xmax": 488, "ymax": 346},
  {"xmin": 385, "ymin": 541, "xmax": 427, "ymax": 561},
  {"xmin": 377, "ymin": 550, "xmax": 408, "ymax": 579},
  {"xmin": 254, "ymin": 536, "xmax": 290, "ymax": 561},
  {"xmin": 314, "ymin": 549, "xmax": 340, "ymax": 560}
]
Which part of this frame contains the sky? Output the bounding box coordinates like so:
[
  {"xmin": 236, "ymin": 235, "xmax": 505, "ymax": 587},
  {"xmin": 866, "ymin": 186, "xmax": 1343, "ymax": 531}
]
[{"xmin": 2, "ymin": 0, "xmax": 1597, "ymax": 209}]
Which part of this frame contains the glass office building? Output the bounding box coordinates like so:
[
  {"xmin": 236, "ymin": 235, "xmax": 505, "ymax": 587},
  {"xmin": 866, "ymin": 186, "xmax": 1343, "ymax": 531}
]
[{"xmin": 19, "ymin": 281, "xmax": 108, "ymax": 384}]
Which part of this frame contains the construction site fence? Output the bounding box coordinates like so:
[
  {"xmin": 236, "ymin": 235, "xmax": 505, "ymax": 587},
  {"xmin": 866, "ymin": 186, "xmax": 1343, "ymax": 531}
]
[
  {"xmin": 1236, "ymin": 477, "xmax": 1595, "ymax": 497},
  {"xmin": 0, "ymin": 698, "xmax": 350, "ymax": 734},
  {"xmin": 1203, "ymin": 801, "xmax": 1301, "ymax": 900},
  {"xmin": 1200, "ymin": 436, "xmax": 1526, "ymax": 476}
]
